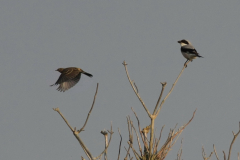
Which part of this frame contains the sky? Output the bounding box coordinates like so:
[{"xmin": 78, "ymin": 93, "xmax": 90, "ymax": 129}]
[{"xmin": 0, "ymin": 0, "xmax": 240, "ymax": 160}]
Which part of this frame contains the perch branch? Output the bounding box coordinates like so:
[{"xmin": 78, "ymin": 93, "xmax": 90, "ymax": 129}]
[{"xmin": 156, "ymin": 61, "xmax": 190, "ymax": 116}]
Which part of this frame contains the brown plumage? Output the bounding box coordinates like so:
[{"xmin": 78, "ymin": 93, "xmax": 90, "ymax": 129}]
[{"xmin": 50, "ymin": 67, "xmax": 93, "ymax": 92}]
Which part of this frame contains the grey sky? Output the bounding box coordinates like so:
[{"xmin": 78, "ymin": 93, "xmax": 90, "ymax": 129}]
[{"xmin": 0, "ymin": 0, "xmax": 239, "ymax": 160}]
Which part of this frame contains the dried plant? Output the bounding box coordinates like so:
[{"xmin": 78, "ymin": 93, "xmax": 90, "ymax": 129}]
[
  {"xmin": 53, "ymin": 84, "xmax": 114, "ymax": 160},
  {"xmin": 122, "ymin": 60, "xmax": 195, "ymax": 160}
]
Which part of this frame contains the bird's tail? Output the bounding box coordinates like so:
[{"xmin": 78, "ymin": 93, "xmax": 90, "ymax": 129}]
[
  {"xmin": 83, "ymin": 72, "xmax": 93, "ymax": 77},
  {"xmin": 197, "ymin": 53, "xmax": 203, "ymax": 58}
]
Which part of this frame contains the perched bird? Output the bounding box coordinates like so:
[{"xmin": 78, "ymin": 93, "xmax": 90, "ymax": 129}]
[
  {"xmin": 50, "ymin": 67, "xmax": 93, "ymax": 92},
  {"xmin": 178, "ymin": 39, "xmax": 203, "ymax": 67}
]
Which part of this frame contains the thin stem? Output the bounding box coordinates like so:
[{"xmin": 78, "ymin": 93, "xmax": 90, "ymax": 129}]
[
  {"xmin": 156, "ymin": 60, "xmax": 190, "ymax": 116},
  {"xmin": 122, "ymin": 61, "xmax": 152, "ymax": 118},
  {"xmin": 53, "ymin": 108, "xmax": 93, "ymax": 160},
  {"xmin": 153, "ymin": 82, "xmax": 166, "ymax": 115},
  {"xmin": 213, "ymin": 144, "xmax": 220, "ymax": 160},
  {"xmin": 227, "ymin": 122, "xmax": 240, "ymax": 160},
  {"xmin": 117, "ymin": 128, "xmax": 122, "ymax": 160},
  {"xmin": 79, "ymin": 83, "xmax": 99, "ymax": 132},
  {"xmin": 95, "ymin": 123, "xmax": 114, "ymax": 160}
]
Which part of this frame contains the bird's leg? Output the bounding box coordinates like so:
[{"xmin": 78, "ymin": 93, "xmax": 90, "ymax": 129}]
[{"xmin": 184, "ymin": 60, "xmax": 189, "ymax": 68}]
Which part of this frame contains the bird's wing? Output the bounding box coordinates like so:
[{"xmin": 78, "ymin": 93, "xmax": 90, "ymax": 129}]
[
  {"xmin": 55, "ymin": 68, "xmax": 81, "ymax": 84},
  {"xmin": 56, "ymin": 74, "xmax": 81, "ymax": 92},
  {"xmin": 181, "ymin": 45, "xmax": 199, "ymax": 55}
]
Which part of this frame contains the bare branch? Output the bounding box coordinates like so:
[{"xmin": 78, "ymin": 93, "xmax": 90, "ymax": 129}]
[
  {"xmin": 153, "ymin": 82, "xmax": 167, "ymax": 115},
  {"xmin": 223, "ymin": 151, "xmax": 226, "ymax": 160},
  {"xmin": 122, "ymin": 61, "xmax": 152, "ymax": 118},
  {"xmin": 131, "ymin": 108, "xmax": 148, "ymax": 152},
  {"xmin": 156, "ymin": 61, "xmax": 190, "ymax": 116},
  {"xmin": 155, "ymin": 125, "xmax": 165, "ymax": 150},
  {"xmin": 127, "ymin": 141, "xmax": 141, "ymax": 160},
  {"xmin": 81, "ymin": 156, "xmax": 86, "ymax": 160},
  {"xmin": 100, "ymin": 130, "xmax": 108, "ymax": 160},
  {"xmin": 53, "ymin": 108, "xmax": 93, "ymax": 159},
  {"xmin": 117, "ymin": 128, "xmax": 122, "ymax": 160},
  {"xmin": 95, "ymin": 123, "xmax": 114, "ymax": 160},
  {"xmin": 156, "ymin": 109, "xmax": 196, "ymax": 159},
  {"xmin": 213, "ymin": 144, "xmax": 220, "ymax": 160},
  {"xmin": 202, "ymin": 146, "xmax": 213, "ymax": 160},
  {"xmin": 79, "ymin": 83, "xmax": 99, "ymax": 132},
  {"xmin": 176, "ymin": 139, "xmax": 183, "ymax": 160},
  {"xmin": 127, "ymin": 116, "xmax": 133, "ymax": 144},
  {"xmin": 124, "ymin": 146, "xmax": 131, "ymax": 160},
  {"xmin": 53, "ymin": 108, "xmax": 74, "ymax": 132},
  {"xmin": 227, "ymin": 121, "xmax": 240, "ymax": 160},
  {"xmin": 130, "ymin": 120, "xmax": 143, "ymax": 156}
]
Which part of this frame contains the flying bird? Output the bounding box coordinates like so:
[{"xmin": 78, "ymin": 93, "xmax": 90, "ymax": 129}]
[
  {"xmin": 178, "ymin": 39, "xmax": 203, "ymax": 67},
  {"xmin": 50, "ymin": 67, "xmax": 93, "ymax": 92}
]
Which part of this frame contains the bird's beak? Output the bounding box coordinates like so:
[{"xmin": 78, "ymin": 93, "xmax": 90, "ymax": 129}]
[
  {"xmin": 55, "ymin": 69, "xmax": 58, "ymax": 71},
  {"xmin": 177, "ymin": 41, "xmax": 181, "ymax": 43}
]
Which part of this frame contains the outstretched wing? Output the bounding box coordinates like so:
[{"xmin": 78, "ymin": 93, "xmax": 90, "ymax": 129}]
[
  {"xmin": 54, "ymin": 68, "xmax": 80, "ymax": 85},
  {"xmin": 56, "ymin": 73, "xmax": 81, "ymax": 92}
]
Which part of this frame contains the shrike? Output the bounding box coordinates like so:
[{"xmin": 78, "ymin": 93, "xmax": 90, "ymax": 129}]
[{"xmin": 178, "ymin": 39, "xmax": 203, "ymax": 67}]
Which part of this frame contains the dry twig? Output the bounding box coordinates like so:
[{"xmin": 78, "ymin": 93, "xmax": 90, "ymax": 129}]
[
  {"xmin": 156, "ymin": 109, "xmax": 196, "ymax": 159},
  {"xmin": 95, "ymin": 124, "xmax": 114, "ymax": 160},
  {"xmin": 156, "ymin": 61, "xmax": 189, "ymax": 116},
  {"xmin": 153, "ymin": 82, "xmax": 167, "ymax": 115},
  {"xmin": 227, "ymin": 122, "xmax": 240, "ymax": 160},
  {"xmin": 202, "ymin": 146, "xmax": 213, "ymax": 160},
  {"xmin": 213, "ymin": 144, "xmax": 220, "ymax": 160},
  {"xmin": 79, "ymin": 83, "xmax": 99, "ymax": 132},
  {"xmin": 122, "ymin": 61, "xmax": 151, "ymax": 118},
  {"xmin": 117, "ymin": 128, "xmax": 122, "ymax": 160}
]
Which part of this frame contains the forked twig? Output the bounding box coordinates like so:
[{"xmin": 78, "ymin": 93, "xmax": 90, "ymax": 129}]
[
  {"xmin": 122, "ymin": 61, "xmax": 152, "ymax": 118},
  {"xmin": 100, "ymin": 130, "xmax": 108, "ymax": 160},
  {"xmin": 53, "ymin": 84, "xmax": 99, "ymax": 160},
  {"xmin": 227, "ymin": 122, "xmax": 240, "ymax": 160},
  {"xmin": 157, "ymin": 109, "xmax": 196, "ymax": 158},
  {"xmin": 53, "ymin": 108, "xmax": 93, "ymax": 159},
  {"xmin": 95, "ymin": 123, "xmax": 114, "ymax": 160},
  {"xmin": 153, "ymin": 82, "xmax": 167, "ymax": 115},
  {"xmin": 156, "ymin": 61, "xmax": 190, "ymax": 116},
  {"xmin": 202, "ymin": 146, "xmax": 213, "ymax": 160},
  {"xmin": 124, "ymin": 146, "xmax": 131, "ymax": 160},
  {"xmin": 79, "ymin": 83, "xmax": 99, "ymax": 132}
]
